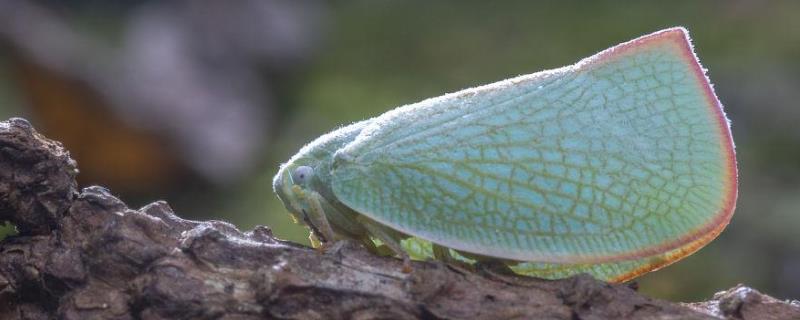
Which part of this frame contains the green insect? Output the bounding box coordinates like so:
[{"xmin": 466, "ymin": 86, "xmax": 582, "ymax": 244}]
[{"xmin": 273, "ymin": 27, "xmax": 737, "ymax": 282}]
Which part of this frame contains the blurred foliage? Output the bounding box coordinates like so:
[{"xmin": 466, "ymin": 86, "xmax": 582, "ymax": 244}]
[
  {"xmin": 0, "ymin": 51, "xmax": 24, "ymax": 119},
  {"xmin": 1, "ymin": 0, "xmax": 799, "ymax": 302},
  {"xmin": 0, "ymin": 223, "xmax": 16, "ymax": 240}
]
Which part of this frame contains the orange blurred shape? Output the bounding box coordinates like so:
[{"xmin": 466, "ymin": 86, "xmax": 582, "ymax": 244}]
[{"xmin": 12, "ymin": 54, "xmax": 183, "ymax": 193}]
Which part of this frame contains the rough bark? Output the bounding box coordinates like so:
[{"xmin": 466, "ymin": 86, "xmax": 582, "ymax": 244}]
[{"xmin": 0, "ymin": 117, "xmax": 797, "ymax": 320}]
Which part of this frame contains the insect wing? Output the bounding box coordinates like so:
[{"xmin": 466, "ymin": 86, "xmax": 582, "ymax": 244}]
[{"xmin": 332, "ymin": 28, "xmax": 737, "ymax": 264}]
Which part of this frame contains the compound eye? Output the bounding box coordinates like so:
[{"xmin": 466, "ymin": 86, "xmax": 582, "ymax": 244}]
[{"xmin": 292, "ymin": 166, "xmax": 314, "ymax": 185}]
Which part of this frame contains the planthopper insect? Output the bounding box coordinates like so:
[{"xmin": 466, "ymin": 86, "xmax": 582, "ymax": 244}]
[{"xmin": 273, "ymin": 27, "xmax": 737, "ymax": 283}]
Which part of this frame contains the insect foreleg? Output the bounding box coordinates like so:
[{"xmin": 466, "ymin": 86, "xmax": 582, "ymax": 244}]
[{"xmin": 303, "ymin": 190, "xmax": 338, "ymax": 244}]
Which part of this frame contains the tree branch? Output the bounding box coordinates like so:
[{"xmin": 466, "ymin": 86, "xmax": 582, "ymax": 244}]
[{"xmin": 0, "ymin": 117, "xmax": 797, "ymax": 319}]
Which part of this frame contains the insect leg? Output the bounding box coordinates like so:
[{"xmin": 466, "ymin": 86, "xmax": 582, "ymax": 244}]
[
  {"xmin": 356, "ymin": 215, "xmax": 412, "ymax": 273},
  {"xmin": 432, "ymin": 244, "xmax": 453, "ymax": 261},
  {"xmin": 308, "ymin": 232, "xmax": 323, "ymax": 249},
  {"xmin": 432, "ymin": 243, "xmax": 478, "ymax": 271},
  {"xmin": 359, "ymin": 237, "xmax": 396, "ymax": 256},
  {"xmin": 303, "ymin": 190, "xmax": 338, "ymax": 244}
]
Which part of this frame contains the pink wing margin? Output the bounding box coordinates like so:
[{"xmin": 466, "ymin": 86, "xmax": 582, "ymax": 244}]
[{"xmin": 579, "ymin": 27, "xmax": 738, "ymax": 264}]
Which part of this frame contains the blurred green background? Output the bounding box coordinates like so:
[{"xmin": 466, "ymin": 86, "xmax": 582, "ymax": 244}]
[{"xmin": 1, "ymin": 0, "xmax": 798, "ymax": 302}]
